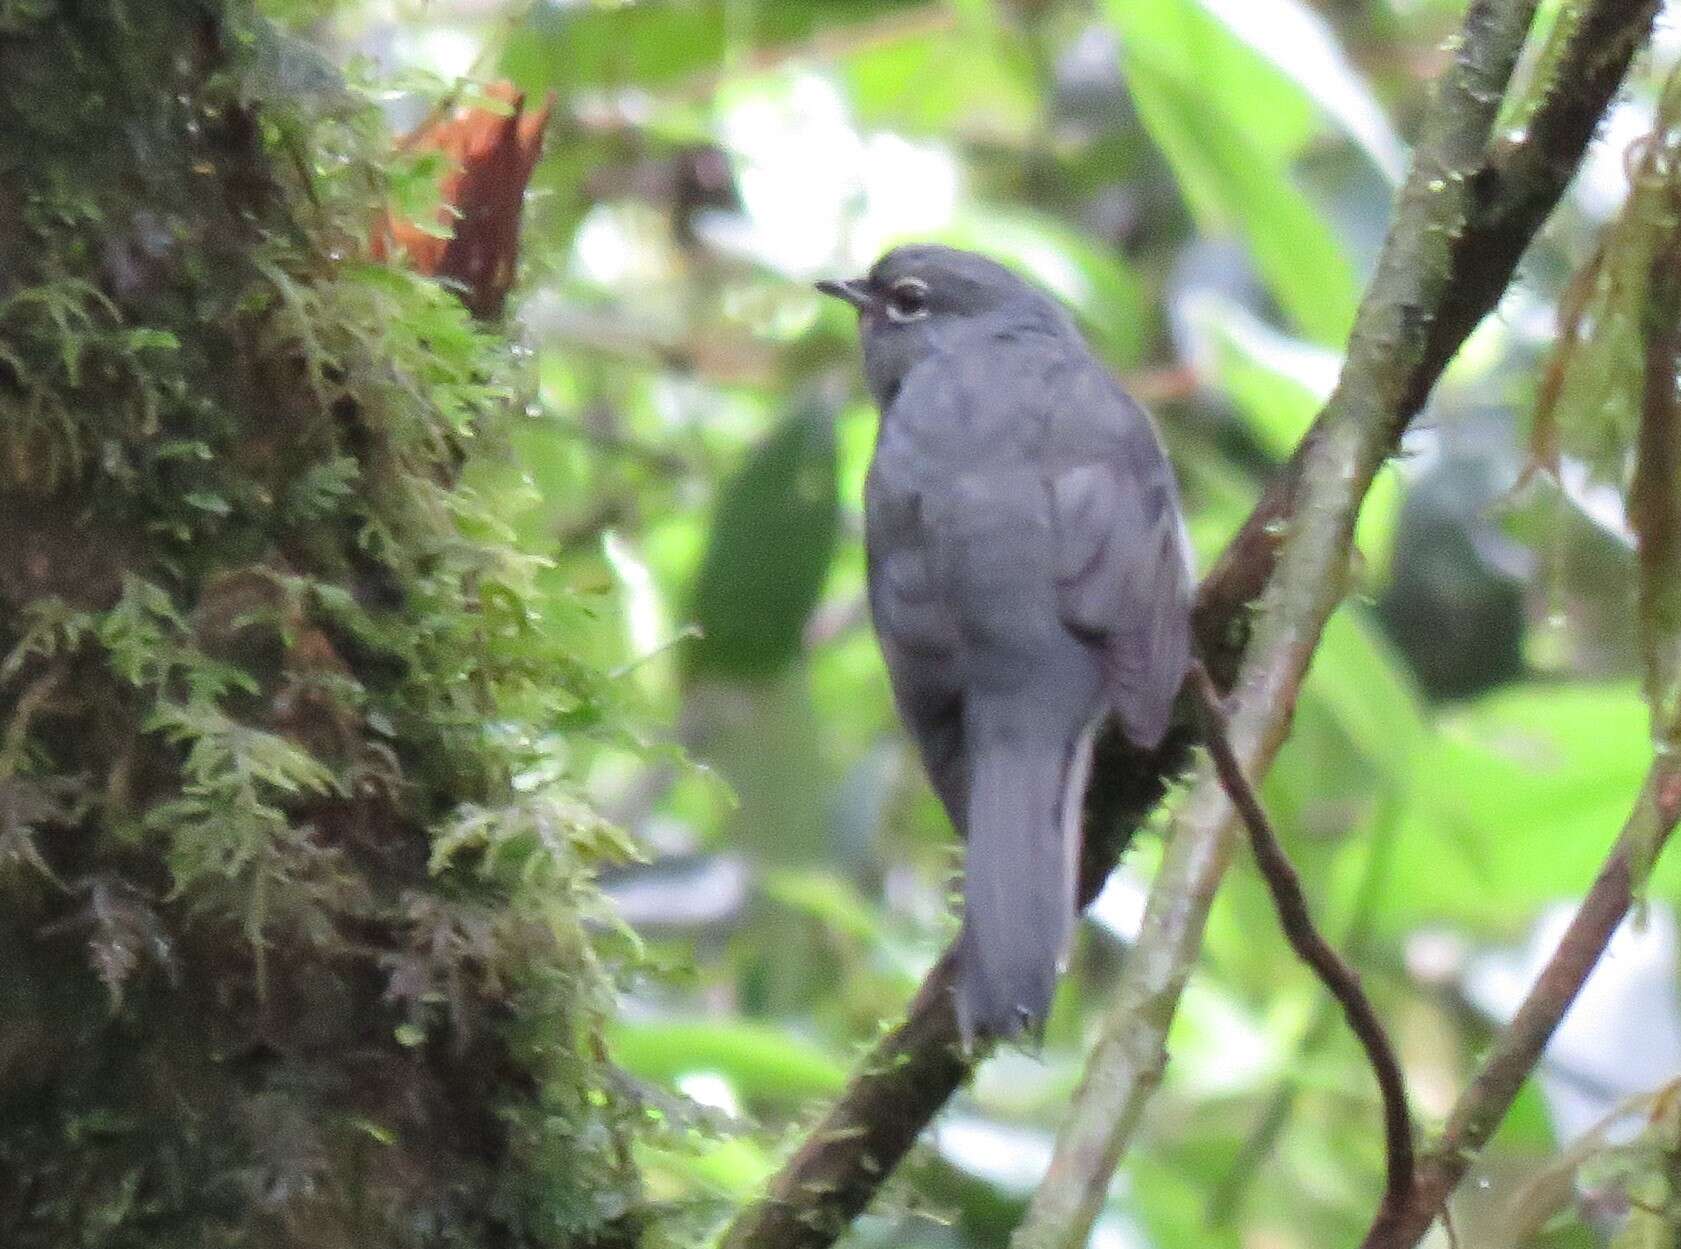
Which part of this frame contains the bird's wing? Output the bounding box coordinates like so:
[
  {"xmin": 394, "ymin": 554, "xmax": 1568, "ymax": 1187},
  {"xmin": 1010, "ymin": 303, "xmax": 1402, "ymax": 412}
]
[
  {"xmin": 865, "ymin": 468, "xmax": 968, "ymax": 830},
  {"xmin": 1048, "ymin": 382, "xmax": 1192, "ymax": 748}
]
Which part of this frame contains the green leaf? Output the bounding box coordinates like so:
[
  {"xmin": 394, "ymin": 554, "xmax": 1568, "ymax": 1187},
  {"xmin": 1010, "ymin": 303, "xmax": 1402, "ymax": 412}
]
[
  {"xmin": 1196, "ymin": 0, "xmax": 1404, "ymax": 181},
  {"xmin": 502, "ymin": 1, "xmax": 925, "ymax": 95},
  {"xmin": 1105, "ymin": 0, "xmax": 1361, "ymax": 345},
  {"xmin": 607, "ymin": 1017, "xmax": 848, "ymax": 1104},
  {"xmin": 685, "ymin": 403, "xmax": 838, "ymax": 681},
  {"xmin": 284, "ymin": 455, "xmax": 360, "ymax": 522},
  {"xmin": 502, "ymin": 5, "xmax": 722, "ymax": 93},
  {"xmin": 841, "ymin": 15, "xmax": 1038, "ymax": 142},
  {"xmin": 1180, "ymin": 290, "xmax": 1335, "ymax": 455},
  {"xmin": 124, "ymin": 327, "xmax": 180, "ymax": 352},
  {"xmin": 1384, "ymin": 684, "xmax": 1667, "ymax": 930},
  {"xmin": 762, "ymin": 868, "xmax": 881, "ymax": 942},
  {"xmin": 635, "ymin": 1137, "xmax": 773, "ymax": 1201},
  {"xmin": 1300, "ymin": 608, "xmax": 1428, "ymax": 784},
  {"xmin": 183, "ymin": 490, "xmax": 232, "ymax": 516},
  {"xmin": 1109, "ymin": 0, "xmax": 1317, "ymax": 160}
]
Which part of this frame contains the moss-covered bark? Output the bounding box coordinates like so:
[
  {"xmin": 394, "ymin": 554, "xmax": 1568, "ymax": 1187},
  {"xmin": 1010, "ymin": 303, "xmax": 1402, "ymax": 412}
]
[{"xmin": 0, "ymin": 5, "xmax": 642, "ymax": 1245}]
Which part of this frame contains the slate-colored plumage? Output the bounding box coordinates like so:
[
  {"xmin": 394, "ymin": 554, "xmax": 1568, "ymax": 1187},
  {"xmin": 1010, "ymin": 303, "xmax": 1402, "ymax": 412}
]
[{"xmin": 819, "ymin": 245, "xmax": 1193, "ymax": 1043}]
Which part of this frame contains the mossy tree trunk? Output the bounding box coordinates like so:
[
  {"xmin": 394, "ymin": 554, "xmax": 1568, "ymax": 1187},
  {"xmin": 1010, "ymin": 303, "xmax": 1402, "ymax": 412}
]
[{"xmin": 0, "ymin": 5, "xmax": 641, "ymax": 1245}]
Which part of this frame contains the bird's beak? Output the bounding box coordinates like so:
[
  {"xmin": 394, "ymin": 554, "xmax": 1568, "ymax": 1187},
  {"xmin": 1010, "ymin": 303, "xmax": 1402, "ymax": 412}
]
[{"xmin": 815, "ymin": 277, "xmax": 874, "ymax": 310}]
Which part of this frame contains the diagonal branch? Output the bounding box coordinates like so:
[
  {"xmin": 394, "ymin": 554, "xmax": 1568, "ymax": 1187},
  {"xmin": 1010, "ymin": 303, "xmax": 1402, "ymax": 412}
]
[{"xmin": 718, "ymin": 3, "xmax": 1657, "ymax": 1247}]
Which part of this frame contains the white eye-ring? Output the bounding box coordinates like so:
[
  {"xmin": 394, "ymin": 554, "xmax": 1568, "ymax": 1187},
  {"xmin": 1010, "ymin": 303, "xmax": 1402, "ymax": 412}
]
[{"xmin": 884, "ymin": 277, "xmax": 930, "ymax": 323}]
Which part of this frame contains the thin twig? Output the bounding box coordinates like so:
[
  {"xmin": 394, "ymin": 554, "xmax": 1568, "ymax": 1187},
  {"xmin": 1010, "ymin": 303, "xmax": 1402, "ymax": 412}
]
[
  {"xmin": 1206, "ymin": 799, "xmax": 1400, "ymax": 1227},
  {"xmin": 1191, "ymin": 664, "xmax": 1414, "ymax": 1217}
]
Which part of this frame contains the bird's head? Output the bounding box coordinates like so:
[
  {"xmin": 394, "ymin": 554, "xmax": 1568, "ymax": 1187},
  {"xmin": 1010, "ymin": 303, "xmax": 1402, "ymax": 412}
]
[{"xmin": 817, "ymin": 244, "xmax": 1067, "ymax": 408}]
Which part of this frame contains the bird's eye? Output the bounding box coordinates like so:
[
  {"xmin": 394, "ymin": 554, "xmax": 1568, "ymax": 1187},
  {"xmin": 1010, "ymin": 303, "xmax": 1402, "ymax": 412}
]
[{"xmin": 885, "ymin": 277, "xmax": 930, "ymax": 323}]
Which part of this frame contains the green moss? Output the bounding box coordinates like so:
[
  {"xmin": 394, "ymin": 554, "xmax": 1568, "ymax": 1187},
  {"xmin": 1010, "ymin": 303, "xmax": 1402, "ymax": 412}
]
[{"xmin": 0, "ymin": 4, "xmax": 644, "ymax": 1245}]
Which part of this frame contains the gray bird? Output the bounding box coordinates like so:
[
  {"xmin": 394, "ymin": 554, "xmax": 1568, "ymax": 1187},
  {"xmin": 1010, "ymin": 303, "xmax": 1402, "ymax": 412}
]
[{"xmin": 818, "ymin": 245, "xmax": 1193, "ymax": 1043}]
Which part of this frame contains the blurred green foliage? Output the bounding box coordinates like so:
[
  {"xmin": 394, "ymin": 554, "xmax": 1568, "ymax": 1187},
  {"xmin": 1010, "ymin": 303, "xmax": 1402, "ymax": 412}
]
[
  {"xmin": 135, "ymin": 0, "xmax": 1681, "ymax": 1245},
  {"xmin": 687, "ymin": 401, "xmax": 838, "ymax": 680}
]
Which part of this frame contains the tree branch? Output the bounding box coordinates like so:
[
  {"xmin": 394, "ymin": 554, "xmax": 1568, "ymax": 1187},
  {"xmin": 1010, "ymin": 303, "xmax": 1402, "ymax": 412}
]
[{"xmin": 718, "ymin": 3, "xmax": 1656, "ymax": 1247}]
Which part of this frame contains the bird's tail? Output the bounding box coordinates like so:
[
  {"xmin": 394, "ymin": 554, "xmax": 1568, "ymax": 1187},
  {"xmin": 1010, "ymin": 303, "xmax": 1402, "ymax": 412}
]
[{"xmin": 955, "ymin": 716, "xmax": 1094, "ymax": 1046}]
